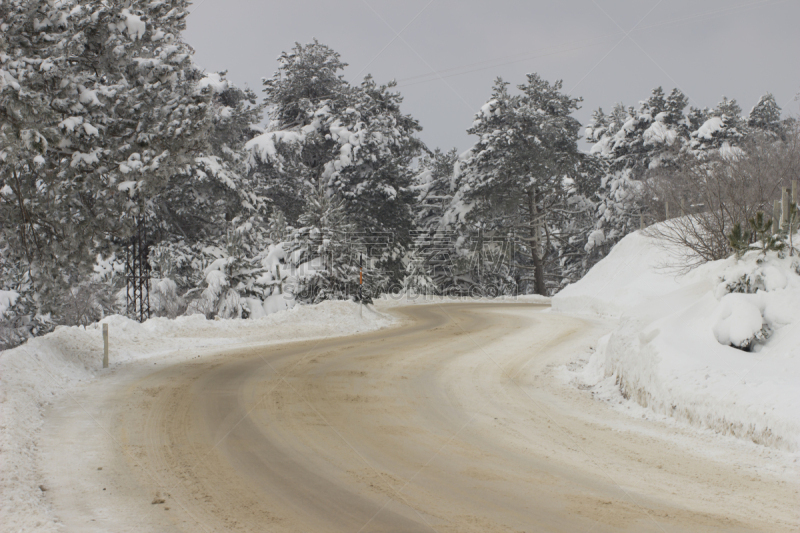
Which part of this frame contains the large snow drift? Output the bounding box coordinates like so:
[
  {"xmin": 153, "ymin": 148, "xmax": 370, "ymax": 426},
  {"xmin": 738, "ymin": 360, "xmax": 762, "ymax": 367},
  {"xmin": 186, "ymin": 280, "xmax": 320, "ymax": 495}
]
[
  {"xmin": 554, "ymin": 230, "xmax": 800, "ymax": 452},
  {"xmin": 0, "ymin": 301, "xmax": 394, "ymax": 532}
]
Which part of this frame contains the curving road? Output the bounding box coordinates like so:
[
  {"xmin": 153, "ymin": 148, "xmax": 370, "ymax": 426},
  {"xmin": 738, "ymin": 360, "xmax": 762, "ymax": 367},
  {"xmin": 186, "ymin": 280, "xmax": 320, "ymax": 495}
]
[{"xmin": 42, "ymin": 304, "xmax": 799, "ymax": 532}]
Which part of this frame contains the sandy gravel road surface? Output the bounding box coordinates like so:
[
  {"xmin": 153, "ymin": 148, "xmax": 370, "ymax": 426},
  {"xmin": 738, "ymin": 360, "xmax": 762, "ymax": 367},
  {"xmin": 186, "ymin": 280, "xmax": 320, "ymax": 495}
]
[{"xmin": 41, "ymin": 303, "xmax": 799, "ymax": 532}]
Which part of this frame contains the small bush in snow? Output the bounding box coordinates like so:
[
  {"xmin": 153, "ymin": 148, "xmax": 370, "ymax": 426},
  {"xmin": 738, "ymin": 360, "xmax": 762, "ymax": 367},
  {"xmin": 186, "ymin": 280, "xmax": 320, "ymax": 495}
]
[
  {"xmin": 720, "ymin": 271, "xmax": 762, "ymax": 295},
  {"xmin": 712, "ymin": 294, "xmax": 772, "ymax": 351},
  {"xmin": 746, "ymin": 212, "xmax": 784, "ymax": 256},
  {"xmin": 712, "ymin": 250, "xmax": 798, "ymax": 351}
]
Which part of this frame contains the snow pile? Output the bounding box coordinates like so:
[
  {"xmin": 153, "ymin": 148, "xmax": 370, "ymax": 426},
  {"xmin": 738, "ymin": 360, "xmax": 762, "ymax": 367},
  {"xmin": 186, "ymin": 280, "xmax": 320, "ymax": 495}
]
[
  {"xmin": 117, "ymin": 8, "xmax": 146, "ymax": 41},
  {"xmin": 245, "ymin": 129, "xmax": 305, "ymax": 163},
  {"xmin": 554, "ymin": 231, "xmax": 687, "ymax": 318},
  {"xmin": 196, "ymin": 72, "xmax": 229, "ymax": 94},
  {"xmin": 711, "ymin": 293, "xmax": 766, "ymax": 349},
  {"xmin": 0, "ymin": 301, "xmax": 395, "ymax": 532},
  {"xmin": 376, "ymin": 291, "xmax": 551, "ymax": 308},
  {"xmin": 642, "ymin": 114, "xmax": 678, "ymax": 146},
  {"xmin": 0, "ymin": 290, "xmax": 19, "ymax": 317},
  {"xmin": 554, "ymin": 229, "xmax": 800, "ymax": 452},
  {"xmin": 694, "ymin": 116, "xmax": 725, "ymax": 140}
]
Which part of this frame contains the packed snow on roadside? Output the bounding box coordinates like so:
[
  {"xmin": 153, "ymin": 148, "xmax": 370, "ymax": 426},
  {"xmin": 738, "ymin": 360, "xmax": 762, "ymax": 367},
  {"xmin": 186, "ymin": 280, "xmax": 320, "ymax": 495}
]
[
  {"xmin": 376, "ymin": 291, "xmax": 551, "ymax": 308},
  {"xmin": 0, "ymin": 300, "xmax": 394, "ymax": 533},
  {"xmin": 554, "ymin": 229, "xmax": 800, "ymax": 452}
]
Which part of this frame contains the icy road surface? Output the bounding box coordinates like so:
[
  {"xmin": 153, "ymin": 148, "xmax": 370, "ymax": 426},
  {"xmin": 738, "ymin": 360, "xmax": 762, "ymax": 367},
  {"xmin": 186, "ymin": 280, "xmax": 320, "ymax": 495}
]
[{"xmin": 41, "ymin": 304, "xmax": 798, "ymax": 532}]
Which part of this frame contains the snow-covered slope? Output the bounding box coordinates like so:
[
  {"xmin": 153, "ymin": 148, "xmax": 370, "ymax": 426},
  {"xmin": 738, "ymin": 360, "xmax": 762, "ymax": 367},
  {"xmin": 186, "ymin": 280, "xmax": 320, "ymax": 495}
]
[
  {"xmin": 552, "ymin": 231, "xmax": 696, "ymax": 318},
  {"xmin": 0, "ymin": 301, "xmax": 394, "ymax": 533},
  {"xmin": 553, "ymin": 229, "xmax": 800, "ymax": 452}
]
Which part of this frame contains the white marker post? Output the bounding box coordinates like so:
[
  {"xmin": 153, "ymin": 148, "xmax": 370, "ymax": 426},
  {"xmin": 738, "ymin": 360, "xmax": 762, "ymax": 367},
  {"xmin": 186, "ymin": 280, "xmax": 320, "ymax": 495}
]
[
  {"xmin": 781, "ymin": 187, "xmax": 790, "ymax": 230},
  {"xmin": 774, "ymin": 200, "xmax": 781, "ymax": 229},
  {"xmin": 102, "ymin": 323, "xmax": 109, "ymax": 369}
]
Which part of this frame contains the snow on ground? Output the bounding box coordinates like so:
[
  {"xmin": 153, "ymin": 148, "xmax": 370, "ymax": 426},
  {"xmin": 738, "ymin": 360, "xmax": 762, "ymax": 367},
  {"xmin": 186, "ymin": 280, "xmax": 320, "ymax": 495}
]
[
  {"xmin": 551, "ymin": 231, "xmax": 687, "ymax": 318},
  {"xmin": 553, "ymin": 229, "xmax": 800, "ymax": 453},
  {"xmin": 0, "ymin": 300, "xmax": 394, "ymax": 533}
]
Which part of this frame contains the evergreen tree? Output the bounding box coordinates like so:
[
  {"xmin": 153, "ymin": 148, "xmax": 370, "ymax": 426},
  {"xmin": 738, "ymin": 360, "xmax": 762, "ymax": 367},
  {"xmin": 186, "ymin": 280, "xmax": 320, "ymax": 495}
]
[
  {"xmin": 266, "ymin": 208, "xmax": 291, "ymax": 243},
  {"xmin": 246, "ymin": 40, "xmax": 424, "ymax": 289},
  {"xmin": 154, "ymin": 72, "xmax": 264, "ymax": 244},
  {"xmin": 587, "ymin": 87, "xmax": 687, "ymax": 176},
  {"xmin": 727, "ymin": 221, "xmax": 753, "ymax": 258},
  {"xmin": 290, "ymin": 185, "xmax": 365, "ymax": 303},
  {"xmin": 148, "ymin": 72, "xmax": 266, "ymax": 308},
  {"xmin": 551, "ymin": 156, "xmax": 603, "ymax": 284},
  {"xmin": 414, "ymin": 148, "xmax": 458, "ymax": 232},
  {"xmin": 584, "ymin": 87, "xmax": 688, "ymax": 254},
  {"xmin": 745, "ymin": 212, "xmax": 784, "ymax": 256},
  {"xmin": 691, "ymin": 96, "xmax": 744, "ymax": 150},
  {"xmin": 450, "ymin": 75, "xmax": 585, "ymax": 295},
  {"xmin": 665, "ymin": 88, "xmax": 690, "ymax": 127},
  {"xmin": 406, "ymin": 148, "xmax": 460, "ymax": 292},
  {"xmin": 686, "ymin": 106, "xmax": 710, "ymax": 133},
  {"xmin": 0, "ymin": 0, "xmax": 215, "ymax": 320},
  {"xmin": 748, "ymin": 93, "xmax": 783, "ymax": 137},
  {"xmin": 249, "ymin": 40, "xmax": 349, "ymax": 223}
]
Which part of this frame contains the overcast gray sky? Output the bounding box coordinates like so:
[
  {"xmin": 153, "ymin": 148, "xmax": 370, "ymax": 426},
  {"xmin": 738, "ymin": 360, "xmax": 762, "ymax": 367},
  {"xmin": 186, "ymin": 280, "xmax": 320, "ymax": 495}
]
[{"xmin": 184, "ymin": 0, "xmax": 799, "ymax": 153}]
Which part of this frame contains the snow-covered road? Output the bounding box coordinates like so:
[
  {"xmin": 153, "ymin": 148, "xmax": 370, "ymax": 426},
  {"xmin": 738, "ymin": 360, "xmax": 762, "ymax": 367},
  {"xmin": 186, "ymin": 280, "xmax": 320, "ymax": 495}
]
[{"xmin": 40, "ymin": 304, "xmax": 799, "ymax": 532}]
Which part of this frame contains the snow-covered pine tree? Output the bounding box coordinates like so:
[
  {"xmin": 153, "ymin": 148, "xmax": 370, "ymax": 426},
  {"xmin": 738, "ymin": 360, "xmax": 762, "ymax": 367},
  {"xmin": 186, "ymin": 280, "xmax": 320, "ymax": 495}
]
[
  {"xmin": 451, "ymin": 75, "xmax": 585, "ymax": 295},
  {"xmin": 249, "ymin": 40, "xmax": 350, "ymax": 224},
  {"xmin": 413, "ymin": 148, "xmax": 457, "ymax": 232},
  {"xmin": 665, "ymin": 88, "xmax": 690, "ymax": 129},
  {"xmin": 246, "ymin": 40, "xmax": 425, "ymax": 290},
  {"xmin": 691, "ymin": 97, "xmax": 744, "ymax": 152},
  {"xmin": 406, "ymin": 148, "xmax": 459, "ymax": 292},
  {"xmin": 589, "ymin": 87, "xmax": 689, "ymax": 177},
  {"xmin": 686, "ymin": 106, "xmax": 710, "ymax": 134},
  {"xmin": 154, "ymin": 72, "xmax": 264, "ymax": 244},
  {"xmin": 147, "ymin": 72, "xmax": 266, "ymax": 316},
  {"xmin": 289, "ymin": 184, "xmax": 367, "ymax": 303},
  {"xmin": 179, "ymin": 212, "xmax": 278, "ymax": 320},
  {"xmin": 0, "ymin": 0, "xmax": 215, "ymax": 321},
  {"xmin": 267, "ymin": 208, "xmax": 291, "ymax": 243},
  {"xmin": 747, "ymin": 93, "xmax": 785, "ymax": 138},
  {"xmin": 332, "ymin": 74, "xmax": 423, "ymax": 282},
  {"xmin": 548, "ymin": 156, "xmax": 603, "ymax": 286},
  {"xmin": 586, "ymin": 87, "xmax": 689, "ymax": 254}
]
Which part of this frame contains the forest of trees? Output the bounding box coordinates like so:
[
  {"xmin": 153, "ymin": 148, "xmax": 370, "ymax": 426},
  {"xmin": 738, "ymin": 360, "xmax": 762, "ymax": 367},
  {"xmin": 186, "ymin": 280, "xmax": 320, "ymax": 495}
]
[{"xmin": 1, "ymin": 0, "xmax": 798, "ymax": 346}]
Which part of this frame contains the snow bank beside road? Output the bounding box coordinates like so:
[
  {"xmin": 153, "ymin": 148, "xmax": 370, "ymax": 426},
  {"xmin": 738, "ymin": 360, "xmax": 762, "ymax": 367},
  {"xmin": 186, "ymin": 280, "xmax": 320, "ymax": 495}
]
[
  {"xmin": 553, "ymin": 230, "xmax": 800, "ymax": 452},
  {"xmin": 376, "ymin": 292, "xmax": 551, "ymax": 308},
  {"xmin": 0, "ymin": 301, "xmax": 394, "ymax": 533},
  {"xmin": 552, "ymin": 232, "xmax": 689, "ymax": 318}
]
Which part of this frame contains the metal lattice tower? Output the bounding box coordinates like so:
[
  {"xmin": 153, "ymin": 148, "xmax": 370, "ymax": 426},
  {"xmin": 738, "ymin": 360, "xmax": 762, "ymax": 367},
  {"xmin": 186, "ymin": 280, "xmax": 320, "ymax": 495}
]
[{"xmin": 126, "ymin": 216, "xmax": 151, "ymax": 322}]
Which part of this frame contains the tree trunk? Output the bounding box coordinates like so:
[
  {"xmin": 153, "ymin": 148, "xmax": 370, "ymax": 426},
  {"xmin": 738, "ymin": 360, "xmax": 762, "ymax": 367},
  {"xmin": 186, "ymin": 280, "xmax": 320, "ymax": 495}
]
[{"xmin": 527, "ymin": 189, "xmax": 547, "ymax": 295}]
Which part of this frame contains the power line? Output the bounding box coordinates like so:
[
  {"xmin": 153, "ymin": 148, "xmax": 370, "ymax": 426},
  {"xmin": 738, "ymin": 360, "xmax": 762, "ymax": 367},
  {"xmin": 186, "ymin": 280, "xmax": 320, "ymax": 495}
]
[{"xmin": 349, "ymin": 0, "xmax": 438, "ymax": 84}]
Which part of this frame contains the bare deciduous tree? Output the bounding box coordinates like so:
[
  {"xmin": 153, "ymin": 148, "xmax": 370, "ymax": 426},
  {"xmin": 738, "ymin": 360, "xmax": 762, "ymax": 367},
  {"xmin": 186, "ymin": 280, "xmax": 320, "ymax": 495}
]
[{"xmin": 643, "ymin": 126, "xmax": 800, "ymax": 271}]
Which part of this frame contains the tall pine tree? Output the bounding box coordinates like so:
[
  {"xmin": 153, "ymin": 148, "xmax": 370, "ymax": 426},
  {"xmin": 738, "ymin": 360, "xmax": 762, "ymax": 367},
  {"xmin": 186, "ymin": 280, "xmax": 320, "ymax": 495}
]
[
  {"xmin": 246, "ymin": 40, "xmax": 424, "ymax": 287},
  {"xmin": 451, "ymin": 75, "xmax": 586, "ymax": 295},
  {"xmin": 0, "ymin": 0, "xmax": 216, "ymax": 319}
]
